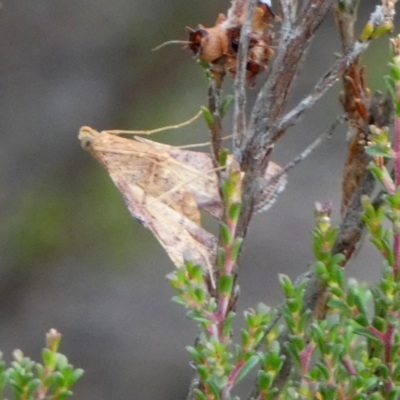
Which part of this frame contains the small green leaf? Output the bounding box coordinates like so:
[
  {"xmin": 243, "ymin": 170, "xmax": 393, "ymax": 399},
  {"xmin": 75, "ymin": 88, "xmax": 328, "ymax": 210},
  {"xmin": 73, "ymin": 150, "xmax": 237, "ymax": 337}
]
[
  {"xmin": 197, "ymin": 365, "xmax": 209, "ymax": 381},
  {"xmin": 234, "ymin": 355, "xmax": 259, "ymax": 384},
  {"xmin": 279, "ymin": 274, "xmax": 294, "ymax": 298},
  {"xmin": 193, "ymin": 389, "xmax": 207, "ymax": 400},
  {"xmin": 220, "ymin": 95, "xmax": 234, "ymax": 118},
  {"xmin": 218, "ymin": 149, "xmax": 229, "ymax": 167},
  {"xmin": 241, "ymin": 330, "xmax": 251, "ymax": 349},
  {"xmin": 327, "ymin": 298, "xmax": 350, "ymax": 314},
  {"xmin": 219, "ymin": 275, "xmax": 234, "ymax": 295},
  {"xmin": 389, "ymin": 63, "xmax": 400, "ymax": 81},
  {"xmin": 257, "ymin": 370, "xmax": 272, "ymax": 391},
  {"xmin": 371, "ymin": 21, "xmax": 393, "ymax": 39},
  {"xmin": 231, "ymin": 238, "xmax": 243, "ymax": 262},
  {"xmin": 366, "ymin": 144, "xmax": 392, "ymax": 158},
  {"xmin": 201, "ymin": 106, "xmax": 214, "ymax": 128},
  {"xmin": 228, "ymin": 203, "xmax": 241, "ymax": 222},
  {"xmin": 353, "ymin": 327, "xmax": 382, "ymax": 343},
  {"xmin": 54, "ymin": 390, "xmax": 73, "ymax": 400},
  {"xmin": 217, "ymin": 248, "xmax": 226, "ymax": 269},
  {"xmin": 384, "ymin": 75, "xmax": 396, "ymax": 99},
  {"xmin": 70, "ymin": 369, "xmax": 84, "ymax": 385},
  {"xmin": 56, "ymin": 354, "xmax": 69, "ymax": 370},
  {"xmin": 359, "ymin": 21, "xmax": 374, "ymax": 41},
  {"xmin": 42, "ymin": 349, "xmax": 56, "ymax": 369},
  {"xmin": 220, "ymin": 224, "xmax": 231, "ymax": 246},
  {"xmin": 186, "ymin": 346, "xmax": 202, "ymax": 363}
]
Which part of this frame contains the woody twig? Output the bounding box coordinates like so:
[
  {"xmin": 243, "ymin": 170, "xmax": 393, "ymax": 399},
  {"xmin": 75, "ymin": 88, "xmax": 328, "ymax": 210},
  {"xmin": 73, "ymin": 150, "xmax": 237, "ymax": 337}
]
[
  {"xmin": 232, "ymin": 0, "xmax": 258, "ymax": 149},
  {"xmin": 236, "ymin": 0, "xmax": 340, "ymax": 244}
]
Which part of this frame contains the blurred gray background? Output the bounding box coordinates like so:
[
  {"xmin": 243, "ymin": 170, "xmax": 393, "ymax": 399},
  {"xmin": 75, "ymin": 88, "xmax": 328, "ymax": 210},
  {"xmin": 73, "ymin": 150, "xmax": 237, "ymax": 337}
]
[{"xmin": 0, "ymin": 1, "xmax": 394, "ymax": 399}]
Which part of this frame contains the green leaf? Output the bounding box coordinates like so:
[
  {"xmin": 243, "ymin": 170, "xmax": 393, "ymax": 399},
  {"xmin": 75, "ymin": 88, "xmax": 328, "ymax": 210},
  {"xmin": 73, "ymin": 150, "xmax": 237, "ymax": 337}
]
[
  {"xmin": 366, "ymin": 145, "xmax": 393, "ymax": 158},
  {"xmin": 231, "ymin": 238, "xmax": 243, "ymax": 262},
  {"xmin": 327, "ymin": 298, "xmax": 350, "ymax": 314},
  {"xmin": 197, "ymin": 365, "xmax": 209, "ymax": 381},
  {"xmin": 218, "ymin": 149, "xmax": 229, "ymax": 167},
  {"xmin": 207, "ymin": 379, "xmax": 224, "ymax": 396},
  {"xmin": 220, "ymin": 95, "xmax": 234, "ymax": 118},
  {"xmin": 70, "ymin": 369, "xmax": 84, "ymax": 385},
  {"xmin": 279, "ymin": 274, "xmax": 294, "ymax": 298},
  {"xmin": 241, "ymin": 330, "xmax": 251, "ymax": 350},
  {"xmin": 353, "ymin": 327, "xmax": 381, "ymax": 343},
  {"xmin": 371, "ymin": 21, "xmax": 393, "ymax": 39},
  {"xmin": 54, "ymin": 390, "xmax": 73, "ymax": 400},
  {"xmin": 234, "ymin": 355, "xmax": 259, "ymax": 384},
  {"xmin": 193, "ymin": 389, "xmax": 207, "ymax": 400},
  {"xmin": 42, "ymin": 348, "xmax": 56, "ymax": 369},
  {"xmin": 284, "ymin": 342, "xmax": 301, "ymax": 368},
  {"xmin": 27, "ymin": 378, "xmax": 41, "ymax": 395},
  {"xmin": 186, "ymin": 346, "xmax": 202, "ymax": 363},
  {"xmin": 384, "ymin": 75, "xmax": 396, "ymax": 99},
  {"xmin": 193, "ymin": 287, "xmax": 205, "ymax": 304},
  {"xmin": 389, "ymin": 63, "xmax": 400, "ymax": 81},
  {"xmin": 201, "ymin": 106, "xmax": 214, "ymax": 128},
  {"xmin": 222, "ymin": 311, "xmax": 235, "ymax": 339},
  {"xmin": 187, "ymin": 311, "xmax": 211, "ymax": 324},
  {"xmin": 228, "ymin": 203, "xmax": 241, "ymax": 222},
  {"xmin": 219, "ymin": 275, "xmax": 234, "ymax": 295},
  {"xmin": 217, "ymin": 248, "xmax": 226, "ymax": 269},
  {"xmin": 257, "ymin": 370, "xmax": 272, "ymax": 391},
  {"xmin": 359, "ymin": 21, "xmax": 373, "ymax": 41},
  {"xmin": 220, "ymin": 223, "xmax": 231, "ymax": 246}
]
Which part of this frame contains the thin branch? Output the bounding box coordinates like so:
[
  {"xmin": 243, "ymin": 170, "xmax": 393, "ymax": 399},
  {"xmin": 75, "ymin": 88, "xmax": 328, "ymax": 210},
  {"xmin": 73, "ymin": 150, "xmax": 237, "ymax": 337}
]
[
  {"xmin": 269, "ymin": 115, "xmax": 345, "ymax": 183},
  {"xmin": 244, "ymin": 0, "xmax": 337, "ymax": 157},
  {"xmin": 271, "ymin": 41, "xmax": 368, "ymax": 143},
  {"xmin": 235, "ymin": 0, "xmax": 338, "ymax": 244},
  {"xmin": 233, "ymin": 0, "xmax": 258, "ymax": 151},
  {"xmin": 208, "ymin": 79, "xmax": 224, "ymax": 164}
]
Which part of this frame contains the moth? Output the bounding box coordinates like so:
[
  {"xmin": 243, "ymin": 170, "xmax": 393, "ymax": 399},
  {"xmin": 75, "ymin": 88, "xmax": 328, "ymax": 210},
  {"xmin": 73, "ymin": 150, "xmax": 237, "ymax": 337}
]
[{"xmin": 79, "ymin": 127, "xmax": 286, "ymax": 269}]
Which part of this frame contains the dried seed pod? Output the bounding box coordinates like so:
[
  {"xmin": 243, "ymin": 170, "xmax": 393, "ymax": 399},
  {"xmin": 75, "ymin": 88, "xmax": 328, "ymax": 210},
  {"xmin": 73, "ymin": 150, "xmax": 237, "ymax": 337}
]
[{"xmin": 185, "ymin": 1, "xmax": 277, "ymax": 85}]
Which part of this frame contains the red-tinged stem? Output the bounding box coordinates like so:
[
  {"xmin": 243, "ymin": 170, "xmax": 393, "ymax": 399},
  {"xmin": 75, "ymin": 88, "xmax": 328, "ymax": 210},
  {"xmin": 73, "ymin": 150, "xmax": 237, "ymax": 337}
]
[
  {"xmin": 206, "ymin": 323, "xmax": 219, "ymax": 339},
  {"xmin": 381, "ymin": 170, "xmax": 396, "ymax": 195},
  {"xmin": 216, "ymin": 218, "xmax": 237, "ymax": 332},
  {"xmin": 299, "ymin": 343, "xmax": 315, "ymax": 376},
  {"xmin": 221, "ymin": 359, "xmax": 245, "ymax": 399},
  {"xmin": 368, "ymin": 325, "xmax": 385, "ymax": 341},
  {"xmin": 341, "ymin": 355, "xmax": 357, "ymax": 376},
  {"xmin": 393, "ymin": 114, "xmax": 400, "ymax": 278},
  {"xmin": 223, "ymin": 218, "xmax": 237, "ymax": 277},
  {"xmin": 393, "ymin": 233, "xmax": 400, "ymax": 279},
  {"xmin": 384, "ymin": 323, "xmax": 395, "ymax": 365}
]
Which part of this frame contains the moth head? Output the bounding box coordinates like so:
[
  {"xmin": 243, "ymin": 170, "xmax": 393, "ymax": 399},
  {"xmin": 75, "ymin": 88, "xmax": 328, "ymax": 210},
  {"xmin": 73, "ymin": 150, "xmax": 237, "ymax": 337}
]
[{"xmin": 78, "ymin": 126, "xmax": 98, "ymax": 151}]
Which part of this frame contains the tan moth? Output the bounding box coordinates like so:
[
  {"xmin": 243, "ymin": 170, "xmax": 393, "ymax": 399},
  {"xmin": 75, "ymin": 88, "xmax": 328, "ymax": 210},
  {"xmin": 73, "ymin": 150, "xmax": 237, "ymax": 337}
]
[{"xmin": 78, "ymin": 124, "xmax": 286, "ymax": 269}]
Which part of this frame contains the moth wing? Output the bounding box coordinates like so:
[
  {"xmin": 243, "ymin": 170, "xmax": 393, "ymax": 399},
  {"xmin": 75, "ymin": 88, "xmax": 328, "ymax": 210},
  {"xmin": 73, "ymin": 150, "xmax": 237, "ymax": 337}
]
[
  {"xmin": 81, "ymin": 130, "xmax": 202, "ymax": 225},
  {"xmin": 254, "ymin": 161, "xmax": 287, "ymax": 213},
  {"xmin": 113, "ymin": 176, "xmax": 217, "ymax": 269},
  {"xmin": 134, "ymin": 137, "xmax": 223, "ymax": 219}
]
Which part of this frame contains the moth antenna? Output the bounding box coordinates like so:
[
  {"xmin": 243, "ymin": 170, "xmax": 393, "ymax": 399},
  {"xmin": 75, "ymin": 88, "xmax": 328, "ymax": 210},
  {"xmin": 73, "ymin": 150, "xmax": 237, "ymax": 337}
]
[
  {"xmin": 177, "ymin": 135, "xmax": 232, "ymax": 149},
  {"xmin": 106, "ymin": 110, "xmax": 202, "ymax": 136},
  {"xmin": 152, "ymin": 40, "xmax": 192, "ymax": 52}
]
